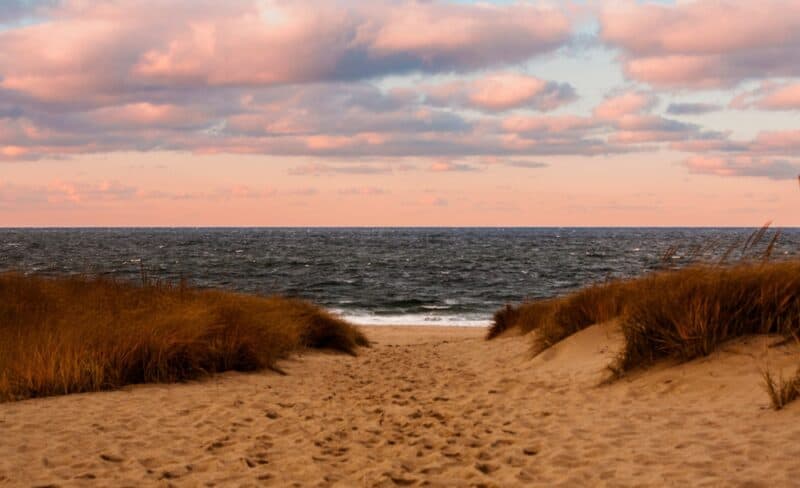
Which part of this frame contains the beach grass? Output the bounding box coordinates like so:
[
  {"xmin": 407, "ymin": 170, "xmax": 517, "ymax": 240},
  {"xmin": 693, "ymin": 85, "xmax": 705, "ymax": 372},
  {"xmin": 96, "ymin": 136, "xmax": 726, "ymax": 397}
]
[
  {"xmin": 487, "ymin": 279, "xmax": 634, "ymax": 353},
  {"xmin": 763, "ymin": 366, "xmax": 800, "ymax": 410},
  {"xmin": 490, "ymin": 223, "xmax": 800, "ymax": 408},
  {"xmin": 490, "ymin": 260, "xmax": 800, "ymax": 378},
  {"xmin": 615, "ymin": 261, "xmax": 800, "ymax": 372},
  {"xmin": 0, "ymin": 272, "xmax": 368, "ymax": 402}
]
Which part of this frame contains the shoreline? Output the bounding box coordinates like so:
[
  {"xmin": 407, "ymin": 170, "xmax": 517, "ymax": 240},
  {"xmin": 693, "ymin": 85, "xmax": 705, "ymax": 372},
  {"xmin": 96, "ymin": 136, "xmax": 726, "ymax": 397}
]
[
  {"xmin": 346, "ymin": 321, "xmax": 491, "ymax": 329},
  {"xmin": 335, "ymin": 313, "xmax": 492, "ymax": 328}
]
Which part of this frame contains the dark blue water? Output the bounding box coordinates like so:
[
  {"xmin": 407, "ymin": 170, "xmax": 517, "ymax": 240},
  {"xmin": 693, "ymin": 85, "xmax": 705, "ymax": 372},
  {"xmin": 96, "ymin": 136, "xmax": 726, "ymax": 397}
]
[{"xmin": 1, "ymin": 228, "xmax": 797, "ymax": 326}]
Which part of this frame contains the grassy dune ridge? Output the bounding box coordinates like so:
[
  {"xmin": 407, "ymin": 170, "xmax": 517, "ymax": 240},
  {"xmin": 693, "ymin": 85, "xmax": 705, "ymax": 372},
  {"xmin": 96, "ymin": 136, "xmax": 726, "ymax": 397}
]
[
  {"xmin": 489, "ymin": 260, "xmax": 800, "ymax": 406},
  {"xmin": 617, "ymin": 262, "xmax": 800, "ymax": 370},
  {"xmin": 0, "ymin": 272, "xmax": 368, "ymax": 402},
  {"xmin": 488, "ymin": 280, "xmax": 632, "ymax": 351}
]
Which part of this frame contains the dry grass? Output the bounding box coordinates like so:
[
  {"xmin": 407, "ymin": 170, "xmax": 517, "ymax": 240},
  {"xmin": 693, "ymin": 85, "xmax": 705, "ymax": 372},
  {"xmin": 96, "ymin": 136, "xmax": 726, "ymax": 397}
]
[
  {"xmin": 616, "ymin": 261, "xmax": 800, "ymax": 372},
  {"xmin": 490, "ymin": 260, "xmax": 800, "ymax": 372},
  {"xmin": 487, "ymin": 280, "xmax": 633, "ymax": 353},
  {"xmin": 0, "ymin": 272, "xmax": 368, "ymax": 402},
  {"xmin": 763, "ymin": 367, "xmax": 800, "ymax": 410},
  {"xmin": 493, "ymin": 255, "xmax": 800, "ymax": 409},
  {"xmin": 490, "ymin": 224, "xmax": 800, "ymax": 408},
  {"xmin": 487, "ymin": 304, "xmax": 521, "ymax": 339}
]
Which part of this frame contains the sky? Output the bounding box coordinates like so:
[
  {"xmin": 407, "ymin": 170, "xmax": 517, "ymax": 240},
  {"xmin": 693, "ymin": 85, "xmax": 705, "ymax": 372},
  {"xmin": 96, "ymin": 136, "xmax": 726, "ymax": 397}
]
[{"xmin": 1, "ymin": 0, "xmax": 800, "ymax": 226}]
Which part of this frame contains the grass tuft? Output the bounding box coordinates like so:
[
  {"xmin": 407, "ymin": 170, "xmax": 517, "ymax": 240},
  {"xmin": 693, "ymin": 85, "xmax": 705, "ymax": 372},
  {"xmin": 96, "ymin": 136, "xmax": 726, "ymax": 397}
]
[
  {"xmin": 616, "ymin": 262, "xmax": 800, "ymax": 371},
  {"xmin": 486, "ymin": 304, "xmax": 520, "ymax": 339},
  {"xmin": 762, "ymin": 367, "xmax": 800, "ymax": 410},
  {"xmin": 537, "ymin": 281, "xmax": 630, "ymax": 352},
  {"xmin": 487, "ymin": 280, "xmax": 632, "ymax": 353},
  {"xmin": 0, "ymin": 272, "xmax": 367, "ymax": 402}
]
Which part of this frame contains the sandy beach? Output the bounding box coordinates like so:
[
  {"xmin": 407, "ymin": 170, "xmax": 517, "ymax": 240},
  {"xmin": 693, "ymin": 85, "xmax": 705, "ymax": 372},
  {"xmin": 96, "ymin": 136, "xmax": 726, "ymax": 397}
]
[{"xmin": 2, "ymin": 324, "xmax": 799, "ymax": 487}]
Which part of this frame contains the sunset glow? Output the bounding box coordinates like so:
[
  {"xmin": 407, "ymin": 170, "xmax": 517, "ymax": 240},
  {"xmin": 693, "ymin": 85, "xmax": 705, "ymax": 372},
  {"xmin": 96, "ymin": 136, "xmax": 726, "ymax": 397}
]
[{"xmin": 1, "ymin": 0, "xmax": 799, "ymax": 226}]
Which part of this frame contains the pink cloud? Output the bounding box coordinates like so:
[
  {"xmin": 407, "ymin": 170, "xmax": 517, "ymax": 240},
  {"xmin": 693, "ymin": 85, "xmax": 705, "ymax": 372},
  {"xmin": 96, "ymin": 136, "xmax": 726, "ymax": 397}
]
[
  {"xmin": 0, "ymin": 115, "xmax": 57, "ymax": 146},
  {"xmin": 669, "ymin": 138, "xmax": 747, "ymax": 154},
  {"xmin": 2, "ymin": 0, "xmax": 796, "ymax": 190},
  {"xmin": 304, "ymin": 135, "xmax": 358, "ymax": 151},
  {"xmin": 417, "ymin": 195, "xmax": 448, "ymax": 207},
  {"xmin": 338, "ymin": 187, "xmax": 387, "ymax": 196},
  {"xmin": 0, "ymin": 145, "xmax": 30, "ymax": 159},
  {"xmin": 0, "ymin": 178, "xmax": 282, "ymax": 208},
  {"xmin": 759, "ymin": 84, "xmax": 800, "ymax": 110},
  {"xmin": 753, "ymin": 130, "xmax": 800, "ymax": 153},
  {"xmin": 425, "ymin": 73, "xmax": 575, "ymax": 112},
  {"xmin": 366, "ymin": 3, "xmax": 570, "ymax": 69},
  {"xmin": 501, "ymin": 92, "xmax": 701, "ymax": 151},
  {"xmin": 305, "ymin": 133, "xmax": 389, "ymax": 151},
  {"xmin": 624, "ymin": 55, "xmax": 724, "ymax": 88},
  {"xmin": 143, "ymin": 186, "xmax": 276, "ymax": 201},
  {"xmin": 0, "ymin": 0, "xmax": 572, "ymax": 105},
  {"xmin": 502, "ymin": 115, "xmax": 598, "ymax": 134},
  {"xmin": 593, "ymin": 91, "xmax": 656, "ymax": 120},
  {"xmin": 684, "ymin": 155, "xmax": 799, "ymax": 180},
  {"xmin": 1, "ymin": 3, "xmax": 682, "ymax": 164},
  {"xmin": 0, "ymin": 80, "xmax": 708, "ymax": 163},
  {"xmin": 288, "ymin": 163, "xmax": 396, "ymax": 176},
  {"xmin": 609, "ymin": 130, "xmax": 681, "ymax": 145},
  {"xmin": 478, "ymin": 156, "xmax": 548, "ymax": 169},
  {"xmin": 428, "ymin": 161, "xmax": 479, "ymax": 172},
  {"xmin": 601, "ymin": 1, "xmax": 800, "ymax": 87},
  {"xmin": 88, "ymin": 103, "xmax": 211, "ymax": 129},
  {"xmin": 665, "ymin": 127, "xmax": 800, "ymax": 180},
  {"xmin": 733, "ymin": 83, "xmax": 800, "ymax": 111},
  {"xmin": 0, "ymin": 179, "xmax": 140, "ymax": 205}
]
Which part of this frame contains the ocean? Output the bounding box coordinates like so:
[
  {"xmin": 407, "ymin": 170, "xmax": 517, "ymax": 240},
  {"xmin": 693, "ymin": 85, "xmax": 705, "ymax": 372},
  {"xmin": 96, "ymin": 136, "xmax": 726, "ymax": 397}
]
[{"xmin": 1, "ymin": 227, "xmax": 797, "ymax": 326}]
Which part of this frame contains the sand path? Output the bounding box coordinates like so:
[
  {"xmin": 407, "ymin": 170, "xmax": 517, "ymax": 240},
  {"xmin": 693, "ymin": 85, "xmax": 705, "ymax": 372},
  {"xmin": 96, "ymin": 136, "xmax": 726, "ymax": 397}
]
[{"xmin": 2, "ymin": 325, "xmax": 800, "ymax": 487}]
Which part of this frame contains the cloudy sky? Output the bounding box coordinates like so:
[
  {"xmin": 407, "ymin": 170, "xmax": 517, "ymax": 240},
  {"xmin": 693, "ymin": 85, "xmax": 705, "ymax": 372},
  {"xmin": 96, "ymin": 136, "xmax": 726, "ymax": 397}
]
[{"xmin": 1, "ymin": 0, "xmax": 799, "ymax": 226}]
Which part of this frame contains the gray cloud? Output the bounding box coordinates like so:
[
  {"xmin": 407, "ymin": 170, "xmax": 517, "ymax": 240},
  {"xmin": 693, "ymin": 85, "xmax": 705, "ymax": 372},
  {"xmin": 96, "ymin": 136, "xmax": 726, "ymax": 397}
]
[
  {"xmin": 666, "ymin": 103, "xmax": 723, "ymax": 115},
  {"xmin": 684, "ymin": 156, "xmax": 800, "ymax": 180},
  {"xmin": 506, "ymin": 160, "xmax": 548, "ymax": 169},
  {"xmin": 338, "ymin": 187, "xmax": 387, "ymax": 196},
  {"xmin": 288, "ymin": 163, "xmax": 395, "ymax": 176},
  {"xmin": 0, "ymin": 0, "xmax": 54, "ymax": 23}
]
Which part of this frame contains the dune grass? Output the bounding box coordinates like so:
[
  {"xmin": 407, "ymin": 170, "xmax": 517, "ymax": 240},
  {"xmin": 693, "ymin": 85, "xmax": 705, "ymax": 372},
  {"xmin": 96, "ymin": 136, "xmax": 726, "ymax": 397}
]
[
  {"xmin": 487, "ymin": 279, "xmax": 634, "ymax": 353},
  {"xmin": 0, "ymin": 272, "xmax": 368, "ymax": 402},
  {"xmin": 763, "ymin": 366, "xmax": 800, "ymax": 410},
  {"xmin": 615, "ymin": 261, "xmax": 800, "ymax": 372},
  {"xmin": 489, "ymin": 260, "xmax": 800, "ymax": 373},
  {"xmin": 490, "ymin": 224, "xmax": 800, "ymax": 408}
]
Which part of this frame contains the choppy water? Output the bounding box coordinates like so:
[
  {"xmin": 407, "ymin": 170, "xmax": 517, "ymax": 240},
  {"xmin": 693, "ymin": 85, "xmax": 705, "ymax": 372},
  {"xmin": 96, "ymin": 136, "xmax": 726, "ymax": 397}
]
[{"xmin": 1, "ymin": 228, "xmax": 798, "ymax": 326}]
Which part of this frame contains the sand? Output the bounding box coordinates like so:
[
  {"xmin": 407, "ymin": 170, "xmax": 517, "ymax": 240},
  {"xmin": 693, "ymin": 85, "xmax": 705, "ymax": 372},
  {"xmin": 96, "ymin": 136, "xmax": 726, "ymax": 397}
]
[{"xmin": 2, "ymin": 324, "xmax": 800, "ymax": 486}]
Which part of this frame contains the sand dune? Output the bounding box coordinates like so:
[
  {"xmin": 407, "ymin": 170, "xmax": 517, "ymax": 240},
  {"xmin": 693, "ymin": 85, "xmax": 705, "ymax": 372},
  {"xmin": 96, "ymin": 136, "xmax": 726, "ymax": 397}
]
[{"xmin": 2, "ymin": 325, "xmax": 800, "ymax": 486}]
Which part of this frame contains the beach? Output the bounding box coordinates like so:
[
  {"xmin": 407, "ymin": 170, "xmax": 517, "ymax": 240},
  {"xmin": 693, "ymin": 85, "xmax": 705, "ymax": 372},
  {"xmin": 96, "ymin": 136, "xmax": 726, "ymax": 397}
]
[
  {"xmin": 3, "ymin": 0, "xmax": 799, "ymax": 485},
  {"xmin": 2, "ymin": 324, "xmax": 799, "ymax": 486}
]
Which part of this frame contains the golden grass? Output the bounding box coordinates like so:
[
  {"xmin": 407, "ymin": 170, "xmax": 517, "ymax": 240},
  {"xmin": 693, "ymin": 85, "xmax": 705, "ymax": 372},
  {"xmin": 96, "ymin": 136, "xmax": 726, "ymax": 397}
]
[
  {"xmin": 617, "ymin": 261, "xmax": 800, "ymax": 371},
  {"xmin": 487, "ymin": 280, "xmax": 633, "ymax": 353},
  {"xmin": 763, "ymin": 367, "xmax": 800, "ymax": 410},
  {"xmin": 489, "ymin": 260, "xmax": 800, "ymax": 370},
  {"xmin": 490, "ymin": 224, "xmax": 800, "ymax": 408},
  {"xmin": 0, "ymin": 272, "xmax": 368, "ymax": 402}
]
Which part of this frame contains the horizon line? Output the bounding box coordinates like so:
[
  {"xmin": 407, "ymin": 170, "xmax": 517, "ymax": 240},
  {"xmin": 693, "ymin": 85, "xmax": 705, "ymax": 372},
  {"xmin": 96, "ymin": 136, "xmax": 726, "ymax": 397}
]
[{"xmin": 1, "ymin": 225, "xmax": 795, "ymax": 230}]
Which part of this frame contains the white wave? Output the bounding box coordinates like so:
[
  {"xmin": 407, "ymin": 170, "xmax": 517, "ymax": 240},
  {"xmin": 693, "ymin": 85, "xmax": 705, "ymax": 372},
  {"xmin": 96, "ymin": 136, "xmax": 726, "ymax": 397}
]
[{"xmin": 334, "ymin": 311, "xmax": 490, "ymax": 327}]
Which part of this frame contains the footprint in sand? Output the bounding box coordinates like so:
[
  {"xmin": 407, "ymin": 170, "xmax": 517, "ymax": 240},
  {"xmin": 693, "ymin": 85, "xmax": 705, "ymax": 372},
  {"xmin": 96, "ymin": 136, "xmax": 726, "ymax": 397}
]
[{"xmin": 99, "ymin": 453, "xmax": 124, "ymax": 463}]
